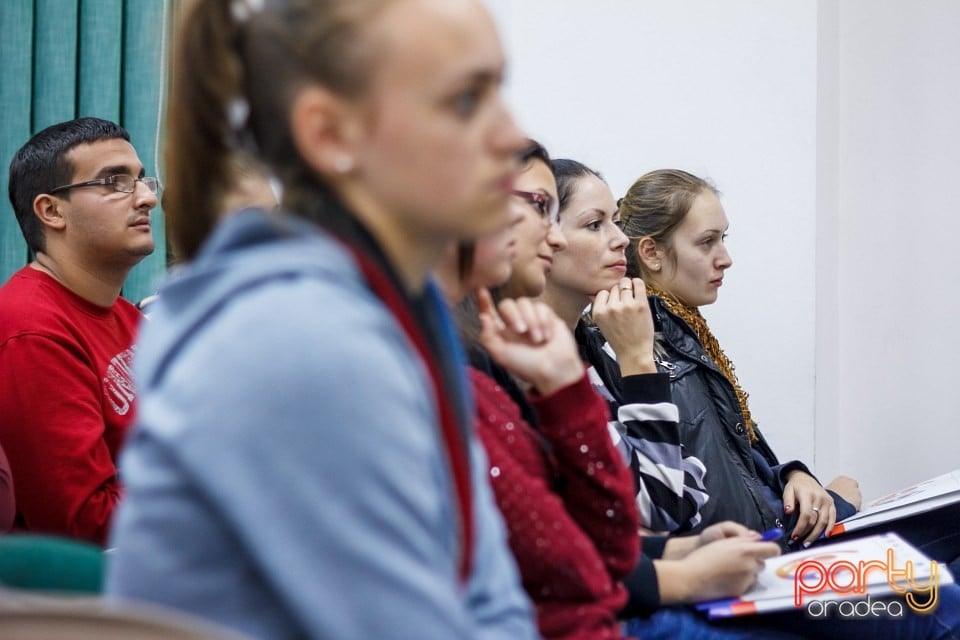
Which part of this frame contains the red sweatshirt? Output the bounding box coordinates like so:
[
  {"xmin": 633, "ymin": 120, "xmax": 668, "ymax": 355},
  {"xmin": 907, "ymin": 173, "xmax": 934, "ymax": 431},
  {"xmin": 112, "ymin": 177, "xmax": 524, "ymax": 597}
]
[
  {"xmin": 0, "ymin": 266, "xmax": 142, "ymax": 544},
  {"xmin": 471, "ymin": 369, "xmax": 640, "ymax": 640}
]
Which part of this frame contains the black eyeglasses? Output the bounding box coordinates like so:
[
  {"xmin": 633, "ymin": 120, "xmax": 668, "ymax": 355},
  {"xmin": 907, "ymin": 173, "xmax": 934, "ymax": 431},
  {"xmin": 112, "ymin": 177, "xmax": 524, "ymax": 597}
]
[
  {"xmin": 49, "ymin": 174, "xmax": 160, "ymax": 195},
  {"xmin": 512, "ymin": 189, "xmax": 559, "ymax": 224}
]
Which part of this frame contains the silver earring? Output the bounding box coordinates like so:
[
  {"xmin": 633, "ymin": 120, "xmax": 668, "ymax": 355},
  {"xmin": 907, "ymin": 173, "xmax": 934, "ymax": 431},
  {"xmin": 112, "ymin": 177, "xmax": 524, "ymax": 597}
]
[
  {"xmin": 333, "ymin": 155, "xmax": 354, "ymax": 173},
  {"xmin": 653, "ymin": 263, "xmax": 661, "ymax": 271}
]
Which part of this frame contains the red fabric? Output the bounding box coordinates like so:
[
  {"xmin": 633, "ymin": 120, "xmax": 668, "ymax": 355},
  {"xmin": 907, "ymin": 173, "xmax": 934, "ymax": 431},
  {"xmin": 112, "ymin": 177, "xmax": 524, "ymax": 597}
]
[
  {"xmin": 471, "ymin": 369, "xmax": 640, "ymax": 640},
  {"xmin": 0, "ymin": 267, "xmax": 142, "ymax": 544}
]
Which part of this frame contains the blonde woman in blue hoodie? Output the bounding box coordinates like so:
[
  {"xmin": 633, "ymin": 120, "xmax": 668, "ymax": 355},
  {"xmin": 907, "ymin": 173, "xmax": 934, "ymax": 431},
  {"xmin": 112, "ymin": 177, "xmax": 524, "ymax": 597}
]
[{"xmin": 106, "ymin": 1, "xmax": 539, "ymax": 638}]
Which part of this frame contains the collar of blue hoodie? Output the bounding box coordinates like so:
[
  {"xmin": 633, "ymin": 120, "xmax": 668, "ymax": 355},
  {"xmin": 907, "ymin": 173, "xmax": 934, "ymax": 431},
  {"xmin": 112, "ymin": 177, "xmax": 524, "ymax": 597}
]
[{"xmin": 136, "ymin": 208, "xmax": 360, "ymax": 390}]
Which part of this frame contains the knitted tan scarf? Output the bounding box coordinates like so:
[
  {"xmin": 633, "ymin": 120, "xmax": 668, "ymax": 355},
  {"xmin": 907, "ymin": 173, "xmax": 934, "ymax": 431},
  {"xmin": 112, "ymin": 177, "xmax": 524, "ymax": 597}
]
[{"xmin": 646, "ymin": 285, "xmax": 759, "ymax": 444}]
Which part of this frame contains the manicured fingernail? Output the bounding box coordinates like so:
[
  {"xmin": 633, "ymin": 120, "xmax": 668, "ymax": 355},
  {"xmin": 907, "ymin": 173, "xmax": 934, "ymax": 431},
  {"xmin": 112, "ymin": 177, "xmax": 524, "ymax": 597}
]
[{"xmin": 803, "ymin": 541, "xmax": 812, "ymax": 548}]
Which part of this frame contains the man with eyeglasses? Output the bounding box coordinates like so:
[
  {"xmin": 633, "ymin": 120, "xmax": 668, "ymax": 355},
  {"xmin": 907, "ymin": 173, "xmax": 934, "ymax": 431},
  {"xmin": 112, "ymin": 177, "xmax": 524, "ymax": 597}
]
[{"xmin": 0, "ymin": 117, "xmax": 157, "ymax": 545}]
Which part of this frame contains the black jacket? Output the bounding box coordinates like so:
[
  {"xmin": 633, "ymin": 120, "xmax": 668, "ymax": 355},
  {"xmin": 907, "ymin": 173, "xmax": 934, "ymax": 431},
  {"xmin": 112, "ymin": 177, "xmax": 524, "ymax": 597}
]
[
  {"xmin": 648, "ymin": 296, "xmax": 795, "ymax": 534},
  {"xmin": 580, "ymin": 296, "xmax": 856, "ymax": 544}
]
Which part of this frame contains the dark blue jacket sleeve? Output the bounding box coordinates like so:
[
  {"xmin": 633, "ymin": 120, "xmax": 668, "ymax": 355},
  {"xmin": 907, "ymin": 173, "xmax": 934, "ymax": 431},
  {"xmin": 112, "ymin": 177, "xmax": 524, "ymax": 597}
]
[{"xmin": 0, "ymin": 443, "xmax": 14, "ymax": 531}]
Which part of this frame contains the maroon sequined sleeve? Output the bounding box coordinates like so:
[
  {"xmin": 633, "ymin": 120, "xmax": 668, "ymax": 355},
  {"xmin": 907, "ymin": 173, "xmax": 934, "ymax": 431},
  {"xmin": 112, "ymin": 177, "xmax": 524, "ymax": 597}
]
[
  {"xmin": 471, "ymin": 369, "xmax": 637, "ymax": 640},
  {"xmin": 529, "ymin": 374, "xmax": 640, "ymax": 580}
]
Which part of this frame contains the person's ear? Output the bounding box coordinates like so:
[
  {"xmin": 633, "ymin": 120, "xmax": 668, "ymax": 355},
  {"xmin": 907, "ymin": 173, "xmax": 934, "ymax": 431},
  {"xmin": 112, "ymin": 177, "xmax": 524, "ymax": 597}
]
[
  {"xmin": 33, "ymin": 194, "xmax": 66, "ymax": 232},
  {"xmin": 289, "ymin": 86, "xmax": 362, "ymax": 179},
  {"xmin": 637, "ymin": 236, "xmax": 663, "ymax": 272}
]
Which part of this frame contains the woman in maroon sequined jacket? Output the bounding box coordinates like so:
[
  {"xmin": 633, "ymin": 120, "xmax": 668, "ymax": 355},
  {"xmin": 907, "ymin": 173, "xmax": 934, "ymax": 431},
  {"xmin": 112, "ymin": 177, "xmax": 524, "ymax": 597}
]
[
  {"xmin": 435, "ymin": 142, "xmax": 675, "ymax": 638},
  {"xmin": 469, "ymin": 341, "xmax": 672, "ymax": 640}
]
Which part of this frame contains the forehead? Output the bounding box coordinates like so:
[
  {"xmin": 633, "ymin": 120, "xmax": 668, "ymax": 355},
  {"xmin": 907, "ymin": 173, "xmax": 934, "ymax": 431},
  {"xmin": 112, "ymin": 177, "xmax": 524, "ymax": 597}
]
[
  {"xmin": 65, "ymin": 138, "xmax": 142, "ymax": 180},
  {"xmin": 566, "ymin": 174, "xmax": 616, "ymax": 216},
  {"xmin": 515, "ymin": 159, "xmax": 557, "ymax": 197},
  {"xmin": 368, "ymin": 0, "xmax": 505, "ymax": 92},
  {"xmin": 678, "ymin": 190, "xmax": 728, "ymax": 233}
]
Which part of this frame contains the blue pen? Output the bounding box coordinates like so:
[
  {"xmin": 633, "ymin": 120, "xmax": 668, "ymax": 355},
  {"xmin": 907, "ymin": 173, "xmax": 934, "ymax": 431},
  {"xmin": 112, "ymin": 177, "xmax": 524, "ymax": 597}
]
[{"xmin": 760, "ymin": 527, "xmax": 784, "ymax": 542}]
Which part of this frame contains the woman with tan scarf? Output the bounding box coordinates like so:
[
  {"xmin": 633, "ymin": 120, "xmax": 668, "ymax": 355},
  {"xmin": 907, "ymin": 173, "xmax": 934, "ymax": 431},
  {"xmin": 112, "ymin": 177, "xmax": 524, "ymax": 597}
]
[{"xmin": 544, "ymin": 165, "xmax": 860, "ymax": 549}]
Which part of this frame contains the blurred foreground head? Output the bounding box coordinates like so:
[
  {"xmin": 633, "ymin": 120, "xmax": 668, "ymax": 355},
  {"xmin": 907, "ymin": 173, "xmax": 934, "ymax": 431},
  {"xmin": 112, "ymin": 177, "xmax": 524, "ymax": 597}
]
[{"xmin": 165, "ymin": 0, "xmax": 527, "ymax": 265}]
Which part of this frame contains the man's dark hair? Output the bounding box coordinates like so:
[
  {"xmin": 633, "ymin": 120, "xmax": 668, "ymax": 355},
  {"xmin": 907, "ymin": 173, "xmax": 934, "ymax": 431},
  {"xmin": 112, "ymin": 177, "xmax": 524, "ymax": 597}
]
[{"xmin": 8, "ymin": 117, "xmax": 130, "ymax": 254}]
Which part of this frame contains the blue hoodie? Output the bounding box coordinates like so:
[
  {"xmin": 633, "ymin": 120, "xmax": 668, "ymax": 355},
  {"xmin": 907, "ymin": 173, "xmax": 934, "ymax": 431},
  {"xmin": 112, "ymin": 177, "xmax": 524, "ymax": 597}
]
[{"xmin": 106, "ymin": 209, "xmax": 537, "ymax": 639}]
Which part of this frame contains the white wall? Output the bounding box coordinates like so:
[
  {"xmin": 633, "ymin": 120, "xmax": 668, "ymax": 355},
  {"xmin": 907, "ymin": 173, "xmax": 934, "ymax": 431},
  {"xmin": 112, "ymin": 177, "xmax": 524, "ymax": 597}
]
[
  {"xmin": 486, "ymin": 0, "xmax": 820, "ymax": 470},
  {"xmin": 485, "ymin": 0, "xmax": 960, "ymax": 499},
  {"xmin": 830, "ymin": 0, "xmax": 960, "ymax": 497}
]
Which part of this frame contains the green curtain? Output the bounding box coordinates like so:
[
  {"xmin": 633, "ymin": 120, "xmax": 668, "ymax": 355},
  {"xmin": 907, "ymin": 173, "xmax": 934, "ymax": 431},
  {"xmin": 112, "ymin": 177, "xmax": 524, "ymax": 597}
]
[{"xmin": 0, "ymin": 0, "xmax": 170, "ymax": 303}]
